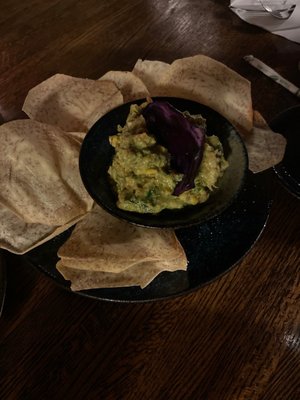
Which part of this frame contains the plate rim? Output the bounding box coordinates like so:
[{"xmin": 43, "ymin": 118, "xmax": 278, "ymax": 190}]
[
  {"xmin": 23, "ymin": 170, "xmax": 273, "ymax": 303},
  {"xmin": 0, "ymin": 251, "xmax": 7, "ymax": 316}
]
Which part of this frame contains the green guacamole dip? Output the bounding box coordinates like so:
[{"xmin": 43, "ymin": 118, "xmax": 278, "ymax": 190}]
[{"xmin": 108, "ymin": 103, "xmax": 228, "ymax": 214}]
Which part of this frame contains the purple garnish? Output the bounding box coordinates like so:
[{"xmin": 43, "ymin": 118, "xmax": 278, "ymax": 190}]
[{"xmin": 142, "ymin": 100, "xmax": 206, "ymax": 195}]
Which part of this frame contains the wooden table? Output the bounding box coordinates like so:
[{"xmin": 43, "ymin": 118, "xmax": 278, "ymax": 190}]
[{"xmin": 0, "ymin": 1, "xmax": 299, "ymax": 399}]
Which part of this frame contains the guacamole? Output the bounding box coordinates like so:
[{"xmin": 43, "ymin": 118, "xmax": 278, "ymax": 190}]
[{"xmin": 108, "ymin": 103, "xmax": 228, "ymax": 214}]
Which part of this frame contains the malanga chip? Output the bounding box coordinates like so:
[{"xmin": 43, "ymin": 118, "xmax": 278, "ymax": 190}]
[
  {"xmin": 0, "ymin": 120, "xmax": 93, "ymax": 226},
  {"xmin": 57, "ymin": 204, "xmax": 187, "ymax": 290},
  {"xmin": 133, "ymin": 55, "xmax": 253, "ymax": 135},
  {"xmin": 0, "ymin": 205, "xmax": 85, "ymax": 255},
  {"xmin": 133, "ymin": 55, "xmax": 286, "ymax": 172},
  {"xmin": 132, "ymin": 59, "xmax": 171, "ymax": 96},
  {"xmin": 99, "ymin": 70, "xmax": 150, "ymax": 103},
  {"xmin": 57, "ymin": 204, "xmax": 187, "ymax": 274},
  {"xmin": 22, "ymin": 73, "xmax": 123, "ymax": 131},
  {"xmin": 57, "ymin": 258, "xmax": 186, "ymax": 291}
]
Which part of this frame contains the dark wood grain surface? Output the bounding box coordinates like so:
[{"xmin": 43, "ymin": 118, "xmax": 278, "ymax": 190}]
[{"xmin": 0, "ymin": 1, "xmax": 299, "ymax": 399}]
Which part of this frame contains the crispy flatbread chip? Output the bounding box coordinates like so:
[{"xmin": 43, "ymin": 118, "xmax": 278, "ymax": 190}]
[
  {"xmin": 132, "ymin": 59, "xmax": 171, "ymax": 95},
  {"xmin": 133, "ymin": 55, "xmax": 253, "ymax": 134},
  {"xmin": 166, "ymin": 55, "xmax": 253, "ymax": 134},
  {"xmin": 99, "ymin": 71, "xmax": 150, "ymax": 103},
  {"xmin": 245, "ymin": 111, "xmax": 286, "ymax": 172},
  {"xmin": 22, "ymin": 74, "xmax": 123, "ymax": 131},
  {"xmin": 133, "ymin": 55, "xmax": 286, "ymax": 171},
  {"xmin": 57, "ymin": 205, "xmax": 187, "ymax": 274},
  {"xmin": 67, "ymin": 131, "xmax": 87, "ymax": 143},
  {"xmin": 0, "ymin": 205, "xmax": 84, "ymax": 254},
  {"xmin": 57, "ymin": 257, "xmax": 186, "ymax": 291},
  {"xmin": 0, "ymin": 120, "xmax": 93, "ymax": 226}
]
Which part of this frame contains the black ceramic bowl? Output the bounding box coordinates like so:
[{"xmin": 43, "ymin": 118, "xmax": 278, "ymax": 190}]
[{"xmin": 79, "ymin": 98, "xmax": 248, "ymax": 228}]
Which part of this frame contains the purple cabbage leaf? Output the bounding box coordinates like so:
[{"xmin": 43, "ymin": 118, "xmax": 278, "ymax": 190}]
[{"xmin": 142, "ymin": 100, "xmax": 206, "ymax": 196}]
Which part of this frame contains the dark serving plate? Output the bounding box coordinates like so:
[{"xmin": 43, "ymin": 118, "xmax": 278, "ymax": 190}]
[
  {"xmin": 270, "ymin": 105, "xmax": 300, "ymax": 199},
  {"xmin": 0, "ymin": 251, "xmax": 7, "ymax": 316},
  {"xmin": 23, "ymin": 170, "xmax": 272, "ymax": 303},
  {"xmin": 79, "ymin": 97, "xmax": 248, "ymax": 228}
]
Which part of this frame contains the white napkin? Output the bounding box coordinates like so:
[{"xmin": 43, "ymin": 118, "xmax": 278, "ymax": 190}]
[{"xmin": 230, "ymin": 0, "xmax": 300, "ymax": 44}]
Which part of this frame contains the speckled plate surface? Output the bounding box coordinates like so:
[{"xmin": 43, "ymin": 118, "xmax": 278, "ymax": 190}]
[
  {"xmin": 79, "ymin": 97, "xmax": 248, "ymax": 228},
  {"xmin": 270, "ymin": 105, "xmax": 300, "ymax": 199},
  {"xmin": 23, "ymin": 170, "xmax": 272, "ymax": 302}
]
